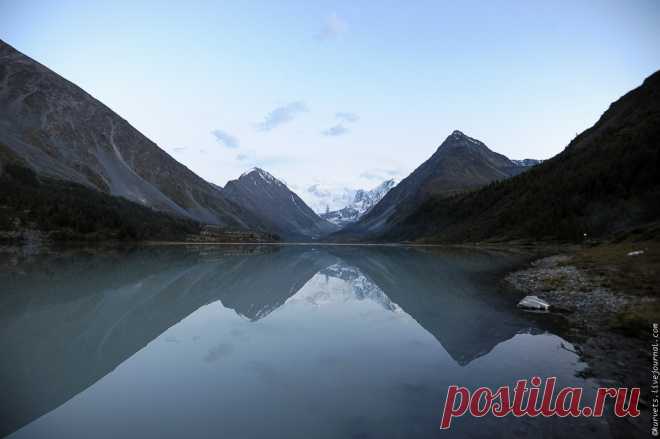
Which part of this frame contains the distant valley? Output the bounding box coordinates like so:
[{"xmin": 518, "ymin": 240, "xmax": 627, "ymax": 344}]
[{"xmin": 0, "ymin": 38, "xmax": 658, "ymax": 246}]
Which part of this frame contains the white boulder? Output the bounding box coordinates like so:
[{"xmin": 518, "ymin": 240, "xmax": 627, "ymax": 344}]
[{"xmin": 517, "ymin": 295, "xmax": 551, "ymax": 311}]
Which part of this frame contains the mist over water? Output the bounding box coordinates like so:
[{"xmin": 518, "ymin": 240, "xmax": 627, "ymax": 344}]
[{"xmin": 0, "ymin": 245, "xmax": 610, "ymax": 438}]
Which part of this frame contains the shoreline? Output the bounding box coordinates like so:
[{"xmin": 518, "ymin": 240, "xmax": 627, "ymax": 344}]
[{"xmin": 504, "ymin": 242, "xmax": 658, "ymax": 438}]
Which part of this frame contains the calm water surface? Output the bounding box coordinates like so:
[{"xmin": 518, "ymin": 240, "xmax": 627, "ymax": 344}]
[{"xmin": 0, "ymin": 245, "xmax": 610, "ymax": 438}]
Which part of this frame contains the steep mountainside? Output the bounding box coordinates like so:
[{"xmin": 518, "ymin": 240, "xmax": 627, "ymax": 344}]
[
  {"xmin": 333, "ymin": 130, "xmax": 538, "ymax": 238},
  {"xmin": 321, "ymin": 179, "xmax": 396, "ymax": 227},
  {"xmin": 0, "ymin": 39, "xmax": 261, "ymax": 230},
  {"xmin": 384, "ymin": 71, "xmax": 660, "ymax": 243},
  {"xmin": 223, "ymin": 168, "xmax": 339, "ymax": 240}
]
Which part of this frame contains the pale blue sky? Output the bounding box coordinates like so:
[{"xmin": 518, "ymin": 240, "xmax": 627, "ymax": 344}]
[{"xmin": 1, "ymin": 0, "xmax": 659, "ymax": 190}]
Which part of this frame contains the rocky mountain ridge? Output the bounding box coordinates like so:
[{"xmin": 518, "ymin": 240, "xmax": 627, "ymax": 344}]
[
  {"xmin": 223, "ymin": 167, "xmax": 338, "ymax": 240},
  {"xmin": 332, "ymin": 130, "xmax": 539, "ymax": 239},
  {"xmin": 320, "ymin": 179, "xmax": 397, "ymax": 227},
  {"xmin": 0, "ymin": 39, "xmax": 263, "ymax": 231}
]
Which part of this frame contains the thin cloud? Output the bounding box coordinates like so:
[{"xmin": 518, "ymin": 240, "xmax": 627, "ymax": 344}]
[
  {"xmin": 335, "ymin": 112, "xmax": 359, "ymax": 123},
  {"xmin": 211, "ymin": 129, "xmax": 240, "ymax": 148},
  {"xmin": 322, "ymin": 124, "xmax": 349, "ymax": 137},
  {"xmin": 172, "ymin": 147, "xmax": 187, "ymax": 153},
  {"xmin": 235, "ymin": 150, "xmax": 291, "ymax": 170},
  {"xmin": 256, "ymin": 101, "xmax": 308, "ymax": 131},
  {"xmin": 317, "ymin": 13, "xmax": 347, "ymax": 40},
  {"xmin": 360, "ymin": 168, "xmax": 399, "ymax": 181}
]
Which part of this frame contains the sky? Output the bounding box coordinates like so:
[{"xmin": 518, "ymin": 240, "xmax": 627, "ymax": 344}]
[{"xmin": 1, "ymin": 0, "xmax": 659, "ymax": 192}]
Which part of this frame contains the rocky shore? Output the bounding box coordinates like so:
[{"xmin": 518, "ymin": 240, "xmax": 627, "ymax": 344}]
[{"xmin": 505, "ymin": 244, "xmax": 659, "ymax": 438}]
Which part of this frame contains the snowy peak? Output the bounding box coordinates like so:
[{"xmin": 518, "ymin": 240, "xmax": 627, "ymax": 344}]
[
  {"xmin": 301, "ymin": 184, "xmax": 356, "ymax": 213},
  {"xmin": 239, "ymin": 167, "xmax": 286, "ymax": 187},
  {"xmin": 511, "ymin": 159, "xmax": 542, "ymax": 167},
  {"xmin": 320, "ymin": 179, "xmax": 397, "ymax": 227},
  {"xmin": 442, "ymin": 130, "xmax": 487, "ymax": 150},
  {"xmin": 442, "ymin": 132, "xmax": 541, "ymax": 169},
  {"xmin": 352, "ymin": 179, "xmax": 396, "ymax": 210}
]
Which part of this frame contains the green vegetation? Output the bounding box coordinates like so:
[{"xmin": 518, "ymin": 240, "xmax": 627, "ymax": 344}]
[
  {"xmin": 0, "ymin": 163, "xmax": 202, "ymax": 242},
  {"xmin": 385, "ymin": 71, "xmax": 660, "ymax": 243}
]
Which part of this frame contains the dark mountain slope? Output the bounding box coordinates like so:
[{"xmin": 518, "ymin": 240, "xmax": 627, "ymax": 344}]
[
  {"xmin": 332, "ymin": 130, "xmax": 537, "ymax": 239},
  {"xmin": 0, "ymin": 158, "xmax": 198, "ymax": 242},
  {"xmin": 0, "ymin": 39, "xmax": 262, "ymax": 230},
  {"xmin": 223, "ymin": 168, "xmax": 339, "ymax": 240},
  {"xmin": 328, "ymin": 246, "xmax": 537, "ymax": 366},
  {"xmin": 385, "ymin": 70, "xmax": 660, "ymax": 243}
]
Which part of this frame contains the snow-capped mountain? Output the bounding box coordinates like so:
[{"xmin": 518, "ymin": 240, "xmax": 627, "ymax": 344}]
[
  {"xmin": 511, "ymin": 159, "xmax": 542, "ymax": 167},
  {"xmin": 320, "ymin": 179, "xmax": 397, "ymax": 227},
  {"xmin": 298, "ymin": 183, "xmax": 358, "ymax": 214},
  {"xmin": 223, "ymin": 167, "xmax": 339, "ymax": 240}
]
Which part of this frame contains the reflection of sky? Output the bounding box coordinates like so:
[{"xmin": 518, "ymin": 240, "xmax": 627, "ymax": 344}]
[
  {"xmin": 9, "ymin": 261, "xmax": 608, "ymax": 438},
  {"xmin": 2, "ymin": 1, "xmax": 659, "ymax": 189}
]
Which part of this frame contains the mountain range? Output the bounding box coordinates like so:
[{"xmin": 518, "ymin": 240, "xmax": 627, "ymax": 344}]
[
  {"xmin": 378, "ymin": 70, "xmax": 660, "ymax": 243},
  {"xmin": 331, "ymin": 130, "xmax": 540, "ymax": 240},
  {"xmin": 299, "ymin": 183, "xmax": 358, "ymax": 214},
  {"xmin": 1, "ymin": 38, "xmax": 657, "ymax": 245},
  {"xmin": 0, "ymin": 39, "xmax": 266, "ymax": 233}
]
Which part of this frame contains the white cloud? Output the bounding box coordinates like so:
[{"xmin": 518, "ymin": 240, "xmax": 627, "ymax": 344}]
[
  {"xmin": 322, "ymin": 124, "xmax": 349, "ymax": 137},
  {"xmin": 255, "ymin": 101, "xmax": 308, "ymax": 131},
  {"xmin": 360, "ymin": 168, "xmax": 400, "ymax": 181},
  {"xmin": 335, "ymin": 112, "xmax": 359, "ymax": 123},
  {"xmin": 211, "ymin": 129, "xmax": 240, "ymax": 148}
]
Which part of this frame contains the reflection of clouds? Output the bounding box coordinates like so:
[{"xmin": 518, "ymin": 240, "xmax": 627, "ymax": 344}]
[
  {"xmin": 246, "ymin": 360, "xmax": 281, "ymax": 384},
  {"xmin": 204, "ymin": 342, "xmax": 234, "ymax": 363},
  {"xmin": 230, "ymin": 328, "xmax": 248, "ymax": 339}
]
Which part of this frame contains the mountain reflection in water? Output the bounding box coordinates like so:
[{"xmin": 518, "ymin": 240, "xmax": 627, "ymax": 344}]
[{"xmin": 0, "ymin": 245, "xmax": 610, "ymax": 438}]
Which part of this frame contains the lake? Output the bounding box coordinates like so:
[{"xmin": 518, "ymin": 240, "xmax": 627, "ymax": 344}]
[{"xmin": 0, "ymin": 245, "xmax": 611, "ymax": 438}]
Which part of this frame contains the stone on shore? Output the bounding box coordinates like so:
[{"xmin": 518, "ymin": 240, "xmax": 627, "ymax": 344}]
[{"xmin": 517, "ymin": 295, "xmax": 551, "ymax": 311}]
